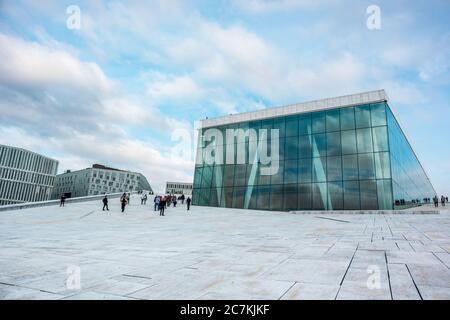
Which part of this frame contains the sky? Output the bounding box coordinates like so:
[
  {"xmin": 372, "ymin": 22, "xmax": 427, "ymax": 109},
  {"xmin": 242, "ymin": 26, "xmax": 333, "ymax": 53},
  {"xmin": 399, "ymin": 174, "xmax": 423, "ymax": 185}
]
[{"xmin": 0, "ymin": 0, "xmax": 449, "ymax": 194}]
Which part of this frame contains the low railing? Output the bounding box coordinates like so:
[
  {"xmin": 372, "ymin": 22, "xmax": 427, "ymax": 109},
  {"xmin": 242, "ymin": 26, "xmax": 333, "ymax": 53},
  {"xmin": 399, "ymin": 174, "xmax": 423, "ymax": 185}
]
[{"xmin": 0, "ymin": 192, "xmax": 138, "ymax": 212}]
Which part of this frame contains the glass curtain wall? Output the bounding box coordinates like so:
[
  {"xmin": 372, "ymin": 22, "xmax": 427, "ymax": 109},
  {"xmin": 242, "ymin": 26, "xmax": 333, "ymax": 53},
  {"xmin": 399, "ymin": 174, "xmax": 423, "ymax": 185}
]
[
  {"xmin": 386, "ymin": 108, "xmax": 436, "ymax": 208},
  {"xmin": 193, "ymin": 101, "xmax": 434, "ymax": 211}
]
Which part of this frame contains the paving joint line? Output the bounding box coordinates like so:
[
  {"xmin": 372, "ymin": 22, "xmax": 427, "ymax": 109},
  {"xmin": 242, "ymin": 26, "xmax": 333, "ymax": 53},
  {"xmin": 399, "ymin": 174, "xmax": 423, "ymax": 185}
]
[
  {"xmin": 277, "ymin": 281, "xmax": 297, "ymax": 300},
  {"xmin": 405, "ymin": 264, "xmax": 423, "ymax": 300},
  {"xmin": 384, "ymin": 251, "xmax": 393, "ymax": 300},
  {"xmin": 335, "ymin": 243, "xmax": 359, "ymax": 299}
]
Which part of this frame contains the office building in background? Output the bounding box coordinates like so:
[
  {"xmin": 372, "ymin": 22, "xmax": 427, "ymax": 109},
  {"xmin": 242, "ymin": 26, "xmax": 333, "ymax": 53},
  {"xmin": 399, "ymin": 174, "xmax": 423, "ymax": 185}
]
[
  {"xmin": 0, "ymin": 145, "xmax": 58, "ymax": 205},
  {"xmin": 165, "ymin": 181, "xmax": 193, "ymax": 195},
  {"xmin": 51, "ymin": 164, "xmax": 152, "ymax": 199}
]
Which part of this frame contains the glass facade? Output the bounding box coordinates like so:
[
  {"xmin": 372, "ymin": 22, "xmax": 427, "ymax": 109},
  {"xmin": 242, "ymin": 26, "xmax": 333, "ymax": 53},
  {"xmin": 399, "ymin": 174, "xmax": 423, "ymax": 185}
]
[
  {"xmin": 386, "ymin": 108, "xmax": 435, "ymax": 208},
  {"xmin": 192, "ymin": 101, "xmax": 436, "ymax": 211}
]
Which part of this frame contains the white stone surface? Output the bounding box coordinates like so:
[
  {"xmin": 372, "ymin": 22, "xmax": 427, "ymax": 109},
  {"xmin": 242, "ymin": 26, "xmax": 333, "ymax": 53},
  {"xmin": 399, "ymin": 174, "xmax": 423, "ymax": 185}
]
[{"xmin": 1, "ymin": 196, "xmax": 450, "ymax": 300}]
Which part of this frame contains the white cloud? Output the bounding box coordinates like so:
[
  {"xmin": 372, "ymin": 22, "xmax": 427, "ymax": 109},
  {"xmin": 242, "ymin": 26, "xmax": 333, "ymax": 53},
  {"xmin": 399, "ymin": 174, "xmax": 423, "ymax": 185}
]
[
  {"xmin": 0, "ymin": 33, "xmax": 196, "ymax": 192},
  {"xmin": 0, "ymin": 33, "xmax": 113, "ymax": 94},
  {"xmin": 146, "ymin": 75, "xmax": 205, "ymax": 103}
]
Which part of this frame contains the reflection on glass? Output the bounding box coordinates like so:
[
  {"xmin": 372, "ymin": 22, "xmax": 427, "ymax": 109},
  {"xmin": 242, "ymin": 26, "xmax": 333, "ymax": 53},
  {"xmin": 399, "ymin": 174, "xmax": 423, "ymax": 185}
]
[
  {"xmin": 341, "ymin": 130, "xmax": 357, "ymax": 155},
  {"xmin": 355, "ymin": 105, "xmax": 371, "ymax": 128},
  {"xmin": 326, "ymin": 109, "xmax": 340, "ymax": 132},
  {"xmin": 340, "ymin": 107, "xmax": 355, "ymax": 130},
  {"xmin": 360, "ymin": 180, "xmax": 378, "ymax": 209},
  {"xmin": 312, "ymin": 112, "xmax": 326, "ymax": 133}
]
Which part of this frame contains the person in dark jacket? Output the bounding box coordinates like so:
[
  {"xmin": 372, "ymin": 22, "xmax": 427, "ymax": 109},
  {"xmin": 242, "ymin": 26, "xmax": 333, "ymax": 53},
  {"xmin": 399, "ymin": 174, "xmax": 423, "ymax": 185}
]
[
  {"xmin": 186, "ymin": 197, "xmax": 191, "ymax": 211},
  {"xmin": 60, "ymin": 194, "xmax": 66, "ymax": 207},
  {"xmin": 173, "ymin": 196, "xmax": 177, "ymax": 207},
  {"xmin": 159, "ymin": 197, "xmax": 166, "ymax": 216},
  {"xmin": 120, "ymin": 193, "xmax": 128, "ymax": 213},
  {"xmin": 102, "ymin": 195, "xmax": 109, "ymax": 211}
]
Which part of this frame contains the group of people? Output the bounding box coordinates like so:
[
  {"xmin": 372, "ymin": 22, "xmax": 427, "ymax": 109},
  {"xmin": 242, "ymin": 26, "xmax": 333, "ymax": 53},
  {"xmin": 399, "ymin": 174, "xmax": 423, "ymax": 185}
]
[
  {"xmin": 100, "ymin": 192, "xmax": 131, "ymax": 212},
  {"xmin": 140, "ymin": 193, "xmax": 148, "ymax": 205},
  {"xmin": 98, "ymin": 192, "xmax": 191, "ymax": 215},
  {"xmin": 153, "ymin": 194, "xmax": 191, "ymax": 216},
  {"xmin": 433, "ymin": 195, "xmax": 448, "ymax": 208}
]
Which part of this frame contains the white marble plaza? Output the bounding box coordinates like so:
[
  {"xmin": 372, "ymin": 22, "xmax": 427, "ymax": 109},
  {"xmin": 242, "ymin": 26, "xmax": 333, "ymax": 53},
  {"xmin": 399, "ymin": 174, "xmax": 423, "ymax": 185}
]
[{"xmin": 1, "ymin": 195, "xmax": 450, "ymax": 300}]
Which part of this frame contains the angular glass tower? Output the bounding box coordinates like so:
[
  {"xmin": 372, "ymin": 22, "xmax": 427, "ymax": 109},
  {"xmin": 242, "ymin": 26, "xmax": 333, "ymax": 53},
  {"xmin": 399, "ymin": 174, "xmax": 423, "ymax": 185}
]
[{"xmin": 192, "ymin": 90, "xmax": 435, "ymax": 211}]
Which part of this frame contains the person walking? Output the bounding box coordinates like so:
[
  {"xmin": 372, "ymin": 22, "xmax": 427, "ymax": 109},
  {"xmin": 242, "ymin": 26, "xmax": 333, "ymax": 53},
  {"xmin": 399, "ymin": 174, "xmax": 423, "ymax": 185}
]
[
  {"xmin": 143, "ymin": 193, "xmax": 147, "ymax": 205},
  {"xmin": 186, "ymin": 197, "xmax": 191, "ymax": 211},
  {"xmin": 102, "ymin": 195, "xmax": 109, "ymax": 211},
  {"xmin": 126, "ymin": 193, "xmax": 130, "ymax": 205},
  {"xmin": 441, "ymin": 195, "xmax": 446, "ymax": 207},
  {"xmin": 173, "ymin": 196, "xmax": 177, "ymax": 207},
  {"xmin": 433, "ymin": 196, "xmax": 439, "ymax": 207},
  {"xmin": 120, "ymin": 193, "xmax": 128, "ymax": 213},
  {"xmin": 181, "ymin": 194, "xmax": 185, "ymax": 205},
  {"xmin": 159, "ymin": 196, "xmax": 166, "ymax": 216},
  {"xmin": 141, "ymin": 193, "xmax": 145, "ymax": 205},
  {"xmin": 154, "ymin": 195, "xmax": 159, "ymax": 211},
  {"xmin": 60, "ymin": 194, "xmax": 66, "ymax": 207}
]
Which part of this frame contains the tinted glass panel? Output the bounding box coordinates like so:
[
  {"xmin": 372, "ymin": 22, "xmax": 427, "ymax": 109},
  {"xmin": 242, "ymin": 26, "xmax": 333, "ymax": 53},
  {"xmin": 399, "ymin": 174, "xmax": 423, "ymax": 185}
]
[
  {"xmin": 344, "ymin": 181, "xmax": 360, "ymax": 210},
  {"xmin": 245, "ymin": 164, "xmax": 257, "ymax": 186},
  {"xmin": 283, "ymin": 184, "xmax": 298, "ymax": 211},
  {"xmin": 284, "ymin": 159, "xmax": 298, "ymax": 184},
  {"xmin": 341, "ymin": 130, "xmax": 357, "ymax": 155},
  {"xmin": 312, "ymin": 183, "xmax": 327, "ymax": 210},
  {"xmin": 312, "ymin": 134, "xmax": 326, "ymax": 157},
  {"xmin": 247, "ymin": 185, "xmax": 258, "ymax": 209},
  {"xmin": 285, "ymin": 116, "xmax": 299, "ymax": 137},
  {"xmin": 355, "ymin": 105, "xmax": 371, "ymax": 128},
  {"xmin": 312, "ymin": 112, "xmax": 326, "ymax": 133},
  {"xmin": 372, "ymin": 126, "xmax": 388, "ymax": 152},
  {"xmin": 298, "ymin": 114, "xmax": 312, "ymax": 135},
  {"xmin": 273, "ymin": 118, "xmax": 286, "ymax": 138},
  {"xmin": 223, "ymin": 187, "xmax": 233, "ymax": 207},
  {"xmin": 201, "ymin": 165, "xmax": 213, "ymax": 188},
  {"xmin": 211, "ymin": 165, "xmax": 224, "ymax": 188},
  {"xmin": 357, "ymin": 128, "xmax": 373, "ymax": 153},
  {"xmin": 374, "ymin": 152, "xmax": 391, "ymax": 179},
  {"xmin": 256, "ymin": 185, "xmax": 270, "ymax": 209},
  {"xmin": 326, "ymin": 109, "xmax": 340, "ymax": 132},
  {"xmin": 223, "ymin": 165, "xmax": 235, "ymax": 187},
  {"xmin": 377, "ymin": 179, "xmax": 393, "ymax": 210},
  {"xmin": 340, "ymin": 107, "xmax": 355, "ymax": 130},
  {"xmin": 209, "ymin": 187, "xmax": 221, "ymax": 207},
  {"xmin": 233, "ymin": 164, "xmax": 247, "ymax": 187},
  {"xmin": 270, "ymin": 185, "xmax": 283, "ymax": 210},
  {"xmin": 358, "ymin": 153, "xmax": 375, "ymax": 180},
  {"xmin": 298, "ymin": 183, "xmax": 312, "ymax": 209},
  {"xmin": 328, "ymin": 181, "xmax": 344, "ymax": 210},
  {"xmin": 270, "ymin": 161, "xmax": 284, "ymax": 185},
  {"xmin": 360, "ymin": 180, "xmax": 378, "ymax": 210},
  {"xmin": 343, "ymin": 155, "xmax": 359, "ymax": 180},
  {"xmin": 298, "ymin": 158, "xmax": 312, "ymax": 183},
  {"xmin": 285, "ymin": 137, "xmax": 299, "ymax": 159},
  {"xmin": 327, "ymin": 156, "xmax": 342, "ymax": 181},
  {"xmin": 312, "ymin": 157, "xmax": 327, "ymax": 182},
  {"xmin": 327, "ymin": 132, "xmax": 341, "ymax": 156},
  {"xmin": 371, "ymin": 102, "xmax": 387, "ymax": 127},
  {"xmin": 232, "ymin": 186, "xmax": 246, "ymax": 208},
  {"xmin": 298, "ymin": 135, "xmax": 312, "ymax": 158}
]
